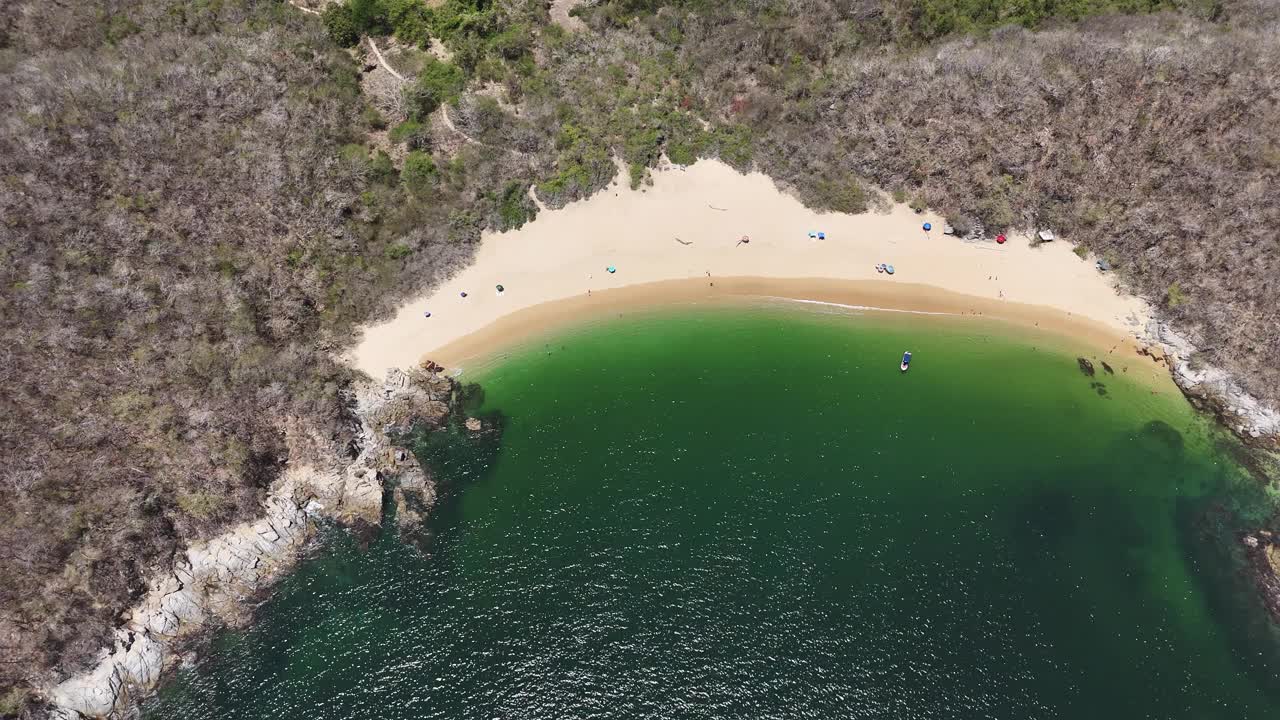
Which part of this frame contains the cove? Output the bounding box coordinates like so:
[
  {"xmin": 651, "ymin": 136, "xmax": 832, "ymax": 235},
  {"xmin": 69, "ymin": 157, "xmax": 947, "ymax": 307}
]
[{"xmin": 144, "ymin": 304, "xmax": 1280, "ymax": 719}]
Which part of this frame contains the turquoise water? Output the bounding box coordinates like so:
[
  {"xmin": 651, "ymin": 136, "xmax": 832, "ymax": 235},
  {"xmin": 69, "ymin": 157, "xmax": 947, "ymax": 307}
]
[{"xmin": 145, "ymin": 304, "xmax": 1280, "ymax": 719}]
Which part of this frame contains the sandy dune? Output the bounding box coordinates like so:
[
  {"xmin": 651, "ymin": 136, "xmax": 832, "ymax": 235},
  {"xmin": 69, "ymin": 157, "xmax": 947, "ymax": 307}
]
[{"xmin": 350, "ymin": 160, "xmax": 1152, "ymax": 377}]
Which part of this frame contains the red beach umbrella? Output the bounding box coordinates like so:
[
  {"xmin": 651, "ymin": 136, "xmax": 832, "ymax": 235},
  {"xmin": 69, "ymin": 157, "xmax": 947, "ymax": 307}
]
[{"xmin": 996, "ymin": 234, "xmax": 1007, "ymax": 244}]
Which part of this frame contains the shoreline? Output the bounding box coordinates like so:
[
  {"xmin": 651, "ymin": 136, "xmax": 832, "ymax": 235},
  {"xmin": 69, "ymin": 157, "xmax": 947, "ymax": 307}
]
[
  {"xmin": 425, "ymin": 277, "xmax": 1172, "ymax": 392},
  {"xmin": 351, "ymin": 159, "xmax": 1153, "ymax": 380}
]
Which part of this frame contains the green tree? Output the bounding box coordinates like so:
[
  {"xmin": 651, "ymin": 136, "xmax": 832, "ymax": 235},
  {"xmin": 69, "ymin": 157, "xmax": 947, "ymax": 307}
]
[
  {"xmin": 350, "ymin": 0, "xmax": 391, "ymax": 35},
  {"xmin": 322, "ymin": 3, "xmax": 359, "ymax": 47},
  {"xmin": 406, "ymin": 59, "xmax": 466, "ymax": 119}
]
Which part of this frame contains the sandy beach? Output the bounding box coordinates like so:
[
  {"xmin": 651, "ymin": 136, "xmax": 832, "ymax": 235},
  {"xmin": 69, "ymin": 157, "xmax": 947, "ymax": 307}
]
[{"xmin": 350, "ymin": 160, "xmax": 1154, "ymax": 377}]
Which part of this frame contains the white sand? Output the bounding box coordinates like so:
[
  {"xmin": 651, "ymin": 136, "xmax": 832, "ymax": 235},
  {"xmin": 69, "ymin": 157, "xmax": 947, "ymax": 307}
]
[{"xmin": 350, "ymin": 160, "xmax": 1152, "ymax": 377}]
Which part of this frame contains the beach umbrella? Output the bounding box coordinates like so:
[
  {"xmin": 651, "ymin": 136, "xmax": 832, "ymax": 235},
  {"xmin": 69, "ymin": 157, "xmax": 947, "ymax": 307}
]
[
  {"xmin": 808, "ymin": 231, "xmax": 816, "ymax": 238},
  {"xmin": 607, "ymin": 266, "xmax": 616, "ymax": 274},
  {"xmin": 423, "ymin": 311, "xmax": 432, "ymax": 318},
  {"xmin": 496, "ymin": 284, "xmax": 505, "ymax": 293},
  {"xmin": 922, "ymin": 222, "xmax": 932, "ymax": 232},
  {"xmin": 460, "ymin": 291, "xmax": 468, "ymax": 298},
  {"xmin": 996, "ymin": 234, "xmax": 1007, "ymax": 244},
  {"xmin": 885, "ymin": 265, "xmax": 895, "ymax": 275},
  {"xmin": 817, "ymin": 232, "xmax": 826, "ymax": 240}
]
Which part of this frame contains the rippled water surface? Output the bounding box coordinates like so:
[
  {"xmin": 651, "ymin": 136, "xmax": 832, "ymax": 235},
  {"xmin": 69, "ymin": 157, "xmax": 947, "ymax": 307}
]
[{"xmin": 146, "ymin": 306, "xmax": 1280, "ymax": 719}]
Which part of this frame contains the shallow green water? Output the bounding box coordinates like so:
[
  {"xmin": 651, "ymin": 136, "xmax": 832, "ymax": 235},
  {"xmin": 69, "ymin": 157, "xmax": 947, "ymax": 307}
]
[{"xmin": 146, "ymin": 304, "xmax": 1280, "ymax": 719}]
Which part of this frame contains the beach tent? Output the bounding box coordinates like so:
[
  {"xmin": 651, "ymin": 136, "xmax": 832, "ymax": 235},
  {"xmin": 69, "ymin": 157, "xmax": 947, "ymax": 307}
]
[
  {"xmin": 1038, "ymin": 229, "xmax": 1056, "ymax": 242},
  {"xmin": 817, "ymin": 232, "xmax": 826, "ymax": 240},
  {"xmin": 1096, "ymin": 259, "xmax": 1112, "ymax": 272},
  {"xmin": 808, "ymin": 231, "xmax": 816, "ymax": 238}
]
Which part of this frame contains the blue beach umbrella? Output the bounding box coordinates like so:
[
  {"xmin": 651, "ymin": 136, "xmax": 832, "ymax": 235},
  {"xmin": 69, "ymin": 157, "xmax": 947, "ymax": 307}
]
[
  {"xmin": 460, "ymin": 291, "xmax": 468, "ymax": 298},
  {"xmin": 607, "ymin": 265, "xmax": 617, "ymax": 274},
  {"xmin": 818, "ymin": 232, "xmax": 826, "ymax": 240},
  {"xmin": 885, "ymin": 264, "xmax": 895, "ymax": 275},
  {"xmin": 923, "ymin": 222, "xmax": 932, "ymax": 232}
]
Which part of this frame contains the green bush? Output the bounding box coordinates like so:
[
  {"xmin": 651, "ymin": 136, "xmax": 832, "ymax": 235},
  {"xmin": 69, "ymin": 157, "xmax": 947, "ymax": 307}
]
[
  {"xmin": 494, "ymin": 181, "xmax": 536, "ymax": 230},
  {"xmin": 666, "ymin": 141, "xmax": 698, "ymax": 166},
  {"xmin": 406, "ymin": 59, "xmax": 466, "ymax": 119},
  {"xmin": 402, "ymin": 150, "xmax": 438, "ymax": 192},
  {"xmin": 0, "ymin": 687, "xmax": 29, "ymax": 717},
  {"xmin": 337, "ymin": 143, "xmax": 370, "ymax": 174},
  {"xmin": 710, "ymin": 124, "xmax": 753, "ymax": 169},
  {"xmin": 908, "ymin": 0, "xmax": 1170, "ymax": 43},
  {"xmin": 322, "ymin": 4, "xmax": 359, "ymax": 47},
  {"xmin": 389, "ymin": 119, "xmax": 430, "ymax": 149},
  {"xmin": 488, "ymin": 23, "xmax": 532, "ymax": 60},
  {"xmin": 383, "ymin": 0, "xmax": 433, "ymax": 46},
  {"xmin": 369, "ymin": 150, "xmax": 397, "ymax": 184},
  {"xmin": 384, "ymin": 242, "xmax": 413, "ymax": 260},
  {"xmin": 176, "ymin": 490, "xmax": 229, "ymax": 521},
  {"xmin": 362, "ymin": 105, "xmax": 387, "ymax": 131},
  {"xmin": 1166, "ymin": 282, "xmax": 1187, "ymax": 308},
  {"xmin": 813, "ymin": 177, "xmax": 869, "ymax": 214},
  {"xmin": 431, "ymin": 0, "xmax": 498, "ymax": 43}
]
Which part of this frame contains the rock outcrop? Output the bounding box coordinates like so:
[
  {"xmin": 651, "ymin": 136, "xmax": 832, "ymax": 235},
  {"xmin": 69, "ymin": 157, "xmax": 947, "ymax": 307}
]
[
  {"xmin": 1138, "ymin": 320, "xmax": 1280, "ymax": 443},
  {"xmin": 1242, "ymin": 531, "xmax": 1280, "ymax": 625},
  {"xmin": 47, "ymin": 480, "xmax": 313, "ymax": 718},
  {"xmin": 43, "ymin": 366, "xmax": 457, "ymax": 719}
]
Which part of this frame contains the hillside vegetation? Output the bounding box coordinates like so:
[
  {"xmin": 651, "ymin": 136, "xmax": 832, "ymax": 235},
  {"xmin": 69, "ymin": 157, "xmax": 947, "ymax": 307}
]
[{"xmin": 1, "ymin": 0, "xmax": 1278, "ymax": 714}]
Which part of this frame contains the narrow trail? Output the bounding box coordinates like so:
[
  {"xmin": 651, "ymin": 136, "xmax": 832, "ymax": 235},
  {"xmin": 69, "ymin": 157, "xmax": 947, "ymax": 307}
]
[
  {"xmin": 366, "ymin": 37, "xmax": 406, "ymax": 82},
  {"xmin": 287, "ymin": 0, "xmax": 320, "ymax": 15},
  {"xmin": 439, "ymin": 100, "xmax": 533, "ymax": 159},
  {"xmin": 283, "ymin": 1, "xmax": 527, "ymax": 162},
  {"xmin": 439, "ymin": 105, "xmax": 481, "ymax": 147}
]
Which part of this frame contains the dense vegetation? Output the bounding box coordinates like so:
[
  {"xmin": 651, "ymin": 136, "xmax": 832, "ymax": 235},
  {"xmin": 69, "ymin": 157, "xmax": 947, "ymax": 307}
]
[{"xmin": 1, "ymin": 0, "xmax": 1277, "ymax": 715}]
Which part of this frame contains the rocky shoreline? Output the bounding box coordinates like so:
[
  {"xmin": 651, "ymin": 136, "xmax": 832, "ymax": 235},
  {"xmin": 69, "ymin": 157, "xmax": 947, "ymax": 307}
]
[
  {"xmin": 41, "ymin": 365, "xmax": 467, "ymax": 719},
  {"xmin": 1136, "ymin": 319, "xmax": 1280, "ymax": 445},
  {"xmin": 1132, "ymin": 319, "xmax": 1280, "ymax": 627}
]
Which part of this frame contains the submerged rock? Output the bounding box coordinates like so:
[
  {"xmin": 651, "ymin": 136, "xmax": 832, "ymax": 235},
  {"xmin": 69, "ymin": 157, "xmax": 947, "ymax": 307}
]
[
  {"xmin": 1077, "ymin": 357, "xmax": 1096, "ymax": 376},
  {"xmin": 1242, "ymin": 532, "xmax": 1280, "ymax": 626},
  {"xmin": 394, "ymin": 465, "xmax": 438, "ymax": 545}
]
